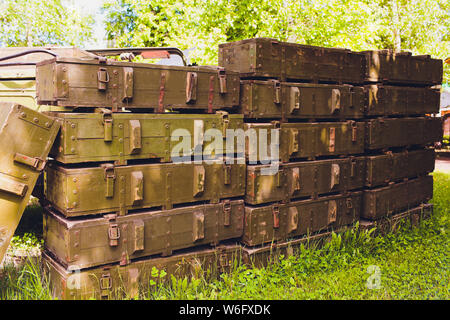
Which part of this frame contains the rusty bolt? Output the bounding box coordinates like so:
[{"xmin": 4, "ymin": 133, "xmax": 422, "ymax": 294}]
[{"xmin": 33, "ymin": 117, "xmax": 39, "ymax": 123}]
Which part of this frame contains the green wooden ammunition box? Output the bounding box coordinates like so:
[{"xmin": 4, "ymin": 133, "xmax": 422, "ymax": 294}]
[
  {"xmin": 219, "ymin": 38, "xmax": 365, "ymax": 83},
  {"xmin": 246, "ymin": 156, "xmax": 365, "ymax": 205},
  {"xmin": 0, "ymin": 102, "xmax": 60, "ymax": 263},
  {"xmin": 242, "ymin": 191, "xmax": 362, "ymax": 246},
  {"xmin": 365, "ymin": 148, "xmax": 435, "ymax": 188},
  {"xmin": 43, "ymin": 199, "xmax": 244, "ymax": 269},
  {"xmin": 365, "ymin": 117, "xmax": 442, "ymax": 150},
  {"xmin": 364, "ymin": 84, "xmax": 440, "ymax": 116},
  {"xmin": 361, "ymin": 50, "xmax": 443, "ymax": 85},
  {"xmin": 36, "ymin": 57, "xmax": 240, "ymax": 112},
  {"xmin": 240, "ymin": 80, "xmax": 365, "ymax": 119},
  {"xmin": 244, "ymin": 121, "xmax": 365, "ymax": 163},
  {"xmin": 46, "ymin": 111, "xmax": 244, "ymax": 165},
  {"xmin": 44, "ymin": 159, "xmax": 245, "ymax": 217},
  {"xmin": 42, "ymin": 244, "xmax": 242, "ymax": 300},
  {"xmin": 361, "ymin": 175, "xmax": 433, "ymax": 220}
]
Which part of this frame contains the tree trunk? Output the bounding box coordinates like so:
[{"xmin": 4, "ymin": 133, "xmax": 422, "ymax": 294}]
[{"xmin": 392, "ymin": 0, "xmax": 401, "ymax": 52}]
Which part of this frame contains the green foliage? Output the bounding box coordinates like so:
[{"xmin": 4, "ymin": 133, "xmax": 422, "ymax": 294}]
[
  {"xmin": 9, "ymin": 233, "xmax": 43, "ymax": 252},
  {"xmin": 102, "ymin": 0, "xmax": 450, "ymax": 83},
  {"xmin": 0, "ymin": 0, "xmax": 95, "ymax": 47},
  {"xmin": 0, "ymin": 257, "xmax": 54, "ymax": 300}
]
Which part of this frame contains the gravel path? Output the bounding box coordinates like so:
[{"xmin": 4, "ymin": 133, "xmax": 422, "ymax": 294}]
[{"xmin": 435, "ymin": 159, "xmax": 450, "ymax": 173}]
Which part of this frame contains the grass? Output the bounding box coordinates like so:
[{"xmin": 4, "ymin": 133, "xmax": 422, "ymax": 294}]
[{"xmin": 1, "ymin": 173, "xmax": 449, "ymax": 300}]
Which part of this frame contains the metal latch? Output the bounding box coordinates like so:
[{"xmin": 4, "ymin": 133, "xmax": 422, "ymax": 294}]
[
  {"xmin": 193, "ymin": 165, "xmax": 205, "ymax": 197},
  {"xmin": 350, "ymin": 121, "xmax": 357, "ymax": 142},
  {"xmin": 100, "ymin": 273, "xmax": 112, "ymax": 299},
  {"xmin": 289, "ymin": 86, "xmax": 300, "ymax": 113},
  {"xmin": 291, "ymin": 167, "xmax": 301, "ymax": 195},
  {"xmin": 192, "ymin": 210, "xmax": 205, "ymax": 242},
  {"xmin": 346, "ymin": 198, "xmax": 353, "ymax": 209},
  {"xmin": 105, "ymin": 214, "xmax": 120, "ymax": 247},
  {"xmin": 272, "ymin": 204, "xmax": 280, "ymax": 229},
  {"xmin": 328, "ymin": 200, "xmax": 337, "ymax": 224},
  {"xmin": 129, "ymin": 119, "xmax": 142, "ymax": 154},
  {"xmin": 217, "ymin": 111, "xmax": 229, "ymax": 136},
  {"xmin": 96, "ymin": 108, "xmax": 113, "ymax": 142},
  {"xmin": 13, "ymin": 153, "xmax": 46, "ymax": 171},
  {"xmin": 287, "ymin": 206, "xmax": 298, "ymax": 233},
  {"xmin": 223, "ymin": 200, "xmax": 231, "ymax": 227},
  {"xmin": 329, "ymin": 127, "xmax": 336, "ymax": 153},
  {"xmin": 271, "ymin": 80, "xmax": 281, "ymax": 104},
  {"xmin": 217, "ymin": 67, "xmax": 227, "ymax": 94},
  {"xmin": 288, "ymin": 129, "xmax": 299, "ymax": 155},
  {"xmin": 123, "ymin": 67, "xmax": 134, "ymax": 101},
  {"xmin": 108, "ymin": 224, "xmax": 120, "ymax": 246},
  {"xmin": 223, "ymin": 164, "xmax": 231, "ymax": 185},
  {"xmin": 349, "ymin": 158, "xmax": 357, "ymax": 178},
  {"xmin": 330, "ymin": 89, "xmax": 341, "ymax": 113},
  {"xmin": 330, "ymin": 163, "xmax": 340, "ymax": 189},
  {"xmin": 102, "ymin": 163, "xmax": 116, "ymax": 198},
  {"xmin": 130, "ymin": 171, "xmax": 144, "ymax": 204},
  {"xmin": 217, "ymin": 246, "xmax": 231, "ymax": 272},
  {"xmin": 97, "ymin": 67, "xmax": 109, "ymax": 91},
  {"xmin": 276, "ymin": 168, "xmax": 283, "ymax": 188}
]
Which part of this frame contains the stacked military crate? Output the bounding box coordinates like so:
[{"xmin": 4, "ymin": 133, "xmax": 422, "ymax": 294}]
[
  {"xmin": 359, "ymin": 49, "xmax": 442, "ymax": 224},
  {"xmin": 35, "ymin": 53, "xmax": 247, "ymax": 299},
  {"xmin": 218, "ymin": 38, "xmax": 369, "ymax": 263},
  {"xmin": 218, "ymin": 39, "xmax": 442, "ymax": 264},
  {"xmin": 30, "ymin": 40, "xmax": 443, "ymax": 299}
]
